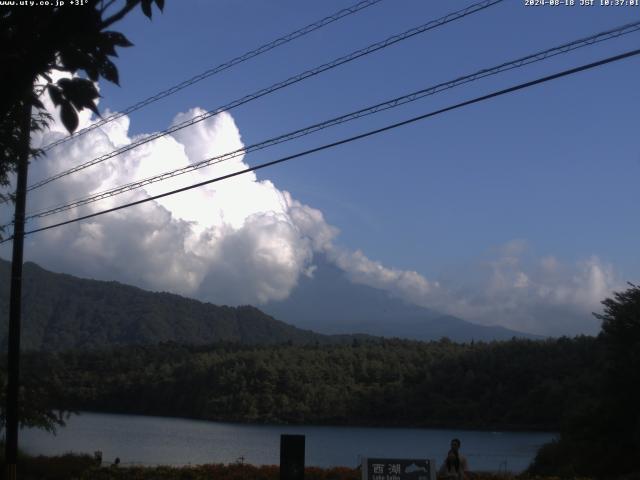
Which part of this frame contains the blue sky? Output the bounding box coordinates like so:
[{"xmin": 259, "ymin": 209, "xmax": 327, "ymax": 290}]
[
  {"xmin": 99, "ymin": 0, "xmax": 639, "ymax": 276},
  {"xmin": 3, "ymin": 0, "xmax": 639, "ymax": 336}
]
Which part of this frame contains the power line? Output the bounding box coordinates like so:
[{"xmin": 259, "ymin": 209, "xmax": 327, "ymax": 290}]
[
  {"xmin": 2, "ymin": 47, "xmax": 637, "ymax": 245},
  {"xmin": 18, "ymin": 20, "xmax": 640, "ymax": 223},
  {"xmin": 36, "ymin": 0, "xmax": 386, "ymax": 155},
  {"xmin": 25, "ymin": 0, "xmax": 503, "ymax": 193}
]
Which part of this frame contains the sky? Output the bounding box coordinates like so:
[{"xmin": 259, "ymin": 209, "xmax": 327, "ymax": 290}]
[{"xmin": 1, "ymin": 0, "xmax": 639, "ymax": 337}]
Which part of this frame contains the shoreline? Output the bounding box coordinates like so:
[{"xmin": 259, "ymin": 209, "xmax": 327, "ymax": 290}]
[
  {"xmin": 21, "ymin": 412, "xmax": 552, "ymax": 474},
  {"xmin": 61, "ymin": 409, "xmax": 560, "ymax": 434}
]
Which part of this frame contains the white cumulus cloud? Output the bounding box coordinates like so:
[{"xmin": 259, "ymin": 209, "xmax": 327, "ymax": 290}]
[
  {"xmin": 0, "ymin": 78, "xmax": 626, "ymax": 337},
  {"xmin": 0, "ymin": 79, "xmax": 431, "ymax": 310},
  {"xmin": 420, "ymin": 242, "xmax": 622, "ymax": 336}
]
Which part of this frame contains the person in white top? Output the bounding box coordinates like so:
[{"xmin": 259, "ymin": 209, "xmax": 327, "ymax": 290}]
[
  {"xmin": 450, "ymin": 438, "xmax": 468, "ymax": 472},
  {"xmin": 438, "ymin": 438, "xmax": 469, "ymax": 480}
]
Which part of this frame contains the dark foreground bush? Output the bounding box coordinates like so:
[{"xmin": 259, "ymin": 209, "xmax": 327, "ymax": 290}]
[
  {"xmin": 526, "ymin": 439, "xmax": 580, "ymax": 478},
  {"xmin": 82, "ymin": 464, "xmax": 361, "ymax": 480},
  {"xmin": 0, "ymin": 454, "xmax": 600, "ymax": 480},
  {"xmin": 0, "ymin": 452, "xmax": 97, "ymax": 480}
]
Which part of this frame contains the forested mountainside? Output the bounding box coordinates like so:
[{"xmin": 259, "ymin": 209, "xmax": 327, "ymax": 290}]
[{"xmin": 0, "ymin": 260, "xmax": 368, "ymax": 351}]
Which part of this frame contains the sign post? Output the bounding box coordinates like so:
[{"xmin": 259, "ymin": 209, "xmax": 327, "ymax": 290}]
[
  {"xmin": 362, "ymin": 458, "xmax": 436, "ymax": 480},
  {"xmin": 280, "ymin": 434, "xmax": 305, "ymax": 480}
]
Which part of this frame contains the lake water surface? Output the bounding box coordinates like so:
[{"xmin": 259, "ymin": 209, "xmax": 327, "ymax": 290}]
[{"xmin": 21, "ymin": 412, "xmax": 556, "ymax": 473}]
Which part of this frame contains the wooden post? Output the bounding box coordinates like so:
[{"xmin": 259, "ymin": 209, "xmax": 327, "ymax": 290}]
[
  {"xmin": 5, "ymin": 98, "xmax": 32, "ymax": 480},
  {"xmin": 280, "ymin": 434, "xmax": 305, "ymax": 480}
]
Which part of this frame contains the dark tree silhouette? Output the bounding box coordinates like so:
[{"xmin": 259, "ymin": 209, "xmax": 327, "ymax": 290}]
[
  {"xmin": 0, "ymin": 0, "xmax": 165, "ymax": 444},
  {"xmin": 529, "ymin": 283, "xmax": 640, "ymax": 478},
  {"xmin": 0, "ymin": 0, "xmax": 164, "ymax": 201},
  {"xmin": 593, "ymin": 283, "xmax": 640, "ymax": 475}
]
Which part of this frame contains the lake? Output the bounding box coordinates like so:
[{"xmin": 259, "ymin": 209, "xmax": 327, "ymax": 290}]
[{"xmin": 21, "ymin": 412, "xmax": 556, "ymax": 473}]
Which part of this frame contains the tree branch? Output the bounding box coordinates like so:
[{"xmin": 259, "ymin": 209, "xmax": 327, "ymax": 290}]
[
  {"xmin": 100, "ymin": 0, "xmax": 119, "ymax": 15},
  {"xmin": 101, "ymin": 1, "xmax": 139, "ymax": 29}
]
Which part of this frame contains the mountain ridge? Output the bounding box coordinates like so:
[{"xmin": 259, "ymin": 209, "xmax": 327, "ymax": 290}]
[
  {"xmin": 263, "ymin": 255, "xmax": 540, "ymax": 342},
  {"xmin": 0, "ymin": 257, "xmax": 537, "ymax": 351},
  {"xmin": 0, "ymin": 259, "xmax": 369, "ymax": 351}
]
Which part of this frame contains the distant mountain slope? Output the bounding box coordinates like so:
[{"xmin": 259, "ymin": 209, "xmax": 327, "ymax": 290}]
[
  {"xmin": 263, "ymin": 255, "xmax": 539, "ymax": 342},
  {"xmin": 0, "ymin": 259, "xmax": 363, "ymax": 351}
]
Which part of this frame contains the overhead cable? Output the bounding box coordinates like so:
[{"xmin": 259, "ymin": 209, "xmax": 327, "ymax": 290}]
[
  {"xmin": 19, "ymin": 20, "xmax": 640, "ymax": 223},
  {"xmin": 36, "ymin": 0, "xmax": 387, "ymax": 154},
  {"xmin": 25, "ymin": 0, "xmax": 504, "ymax": 192},
  {"xmin": 2, "ymin": 47, "xmax": 637, "ymax": 244}
]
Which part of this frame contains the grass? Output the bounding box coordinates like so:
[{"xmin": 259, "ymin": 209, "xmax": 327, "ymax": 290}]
[{"xmin": 0, "ymin": 453, "xmax": 598, "ymax": 480}]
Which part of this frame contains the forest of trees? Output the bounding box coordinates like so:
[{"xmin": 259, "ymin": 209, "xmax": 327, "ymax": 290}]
[
  {"xmin": 11, "ymin": 336, "xmax": 600, "ymax": 431},
  {"xmin": 0, "ymin": 260, "xmax": 368, "ymax": 351},
  {"xmin": 1, "ymin": 284, "xmax": 636, "ymax": 478},
  {"xmin": 528, "ymin": 284, "xmax": 640, "ymax": 478}
]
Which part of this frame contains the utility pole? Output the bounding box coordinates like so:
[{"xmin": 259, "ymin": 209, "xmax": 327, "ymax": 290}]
[{"xmin": 5, "ymin": 97, "xmax": 32, "ymax": 480}]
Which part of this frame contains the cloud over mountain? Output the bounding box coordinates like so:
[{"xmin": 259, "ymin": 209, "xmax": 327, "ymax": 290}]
[
  {"xmin": 423, "ymin": 241, "xmax": 619, "ymax": 336},
  {"xmin": 0, "ymin": 80, "xmax": 623, "ymax": 336}
]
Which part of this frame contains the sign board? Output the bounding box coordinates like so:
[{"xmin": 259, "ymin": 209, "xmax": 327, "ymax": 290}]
[{"xmin": 362, "ymin": 458, "xmax": 436, "ymax": 480}]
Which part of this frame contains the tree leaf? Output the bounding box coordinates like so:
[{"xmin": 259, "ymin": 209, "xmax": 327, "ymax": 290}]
[
  {"xmin": 57, "ymin": 78, "xmax": 73, "ymax": 89},
  {"xmin": 58, "ymin": 47, "xmax": 93, "ymax": 73},
  {"xmin": 61, "ymin": 78, "xmax": 99, "ymax": 101},
  {"xmin": 47, "ymin": 85, "xmax": 63, "ymax": 106},
  {"xmin": 155, "ymin": 0, "xmax": 165, "ymax": 11},
  {"xmin": 86, "ymin": 66, "xmax": 99, "ymax": 82},
  {"xmin": 59, "ymin": 78, "xmax": 100, "ymax": 116},
  {"xmin": 99, "ymin": 59, "xmax": 119, "ymax": 85},
  {"xmin": 60, "ymin": 101, "xmax": 79, "ymax": 133},
  {"xmin": 141, "ymin": 0, "xmax": 153, "ymax": 19},
  {"xmin": 85, "ymin": 100, "xmax": 101, "ymax": 117},
  {"xmin": 99, "ymin": 38, "xmax": 118, "ymax": 57},
  {"xmin": 102, "ymin": 31, "xmax": 134, "ymax": 48}
]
